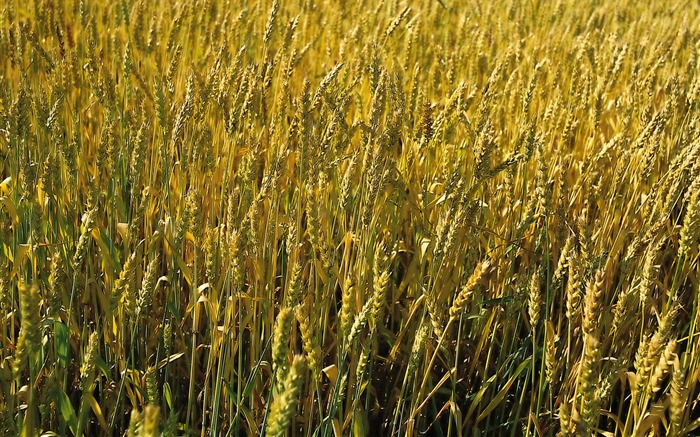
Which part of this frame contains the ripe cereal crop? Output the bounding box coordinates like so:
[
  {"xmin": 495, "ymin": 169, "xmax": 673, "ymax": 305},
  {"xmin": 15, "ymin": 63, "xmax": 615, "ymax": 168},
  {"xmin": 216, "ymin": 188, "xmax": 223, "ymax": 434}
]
[{"xmin": 1, "ymin": 0, "xmax": 700, "ymax": 435}]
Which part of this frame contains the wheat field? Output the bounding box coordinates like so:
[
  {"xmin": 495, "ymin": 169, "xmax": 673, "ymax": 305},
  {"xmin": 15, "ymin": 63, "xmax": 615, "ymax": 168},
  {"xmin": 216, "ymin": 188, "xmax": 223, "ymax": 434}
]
[{"xmin": 1, "ymin": 0, "xmax": 700, "ymax": 436}]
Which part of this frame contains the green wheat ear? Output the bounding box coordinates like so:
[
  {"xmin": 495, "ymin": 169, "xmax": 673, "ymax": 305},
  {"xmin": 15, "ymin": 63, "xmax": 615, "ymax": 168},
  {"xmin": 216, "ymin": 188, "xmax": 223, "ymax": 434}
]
[
  {"xmin": 266, "ymin": 355, "xmax": 306, "ymax": 437},
  {"xmin": 14, "ymin": 283, "xmax": 42, "ymax": 376}
]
